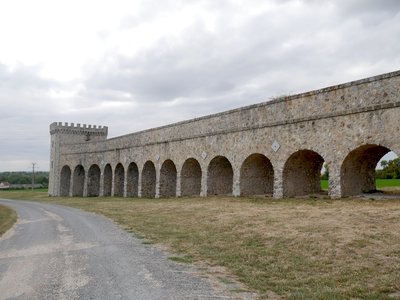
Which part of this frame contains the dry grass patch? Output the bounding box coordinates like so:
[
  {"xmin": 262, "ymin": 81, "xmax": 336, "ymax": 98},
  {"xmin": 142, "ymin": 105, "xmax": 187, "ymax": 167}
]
[
  {"xmin": 1, "ymin": 191, "xmax": 400, "ymax": 299},
  {"xmin": 0, "ymin": 204, "xmax": 17, "ymax": 237}
]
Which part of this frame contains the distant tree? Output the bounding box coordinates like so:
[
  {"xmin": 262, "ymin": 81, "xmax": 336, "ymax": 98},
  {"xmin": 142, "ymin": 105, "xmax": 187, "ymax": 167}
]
[
  {"xmin": 0, "ymin": 171, "xmax": 49, "ymax": 187},
  {"xmin": 376, "ymin": 158, "xmax": 400, "ymax": 179}
]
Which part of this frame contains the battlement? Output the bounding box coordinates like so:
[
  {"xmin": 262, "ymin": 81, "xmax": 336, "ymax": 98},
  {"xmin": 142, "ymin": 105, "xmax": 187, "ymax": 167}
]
[{"xmin": 50, "ymin": 122, "xmax": 108, "ymax": 136}]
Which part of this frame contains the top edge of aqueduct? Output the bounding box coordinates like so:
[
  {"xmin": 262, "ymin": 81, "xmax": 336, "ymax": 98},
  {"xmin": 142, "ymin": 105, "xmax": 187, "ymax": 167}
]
[{"xmin": 105, "ymin": 69, "xmax": 400, "ymax": 141}]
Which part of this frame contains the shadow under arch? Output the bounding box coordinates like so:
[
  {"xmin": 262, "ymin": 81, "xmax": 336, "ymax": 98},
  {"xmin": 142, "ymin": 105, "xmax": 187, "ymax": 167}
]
[
  {"xmin": 341, "ymin": 144, "xmax": 394, "ymax": 197},
  {"xmin": 283, "ymin": 149, "xmax": 324, "ymax": 198},
  {"xmin": 87, "ymin": 164, "xmax": 101, "ymax": 197},
  {"xmin": 127, "ymin": 162, "xmax": 139, "ymax": 197},
  {"xmin": 114, "ymin": 163, "xmax": 125, "ymax": 197},
  {"xmin": 181, "ymin": 158, "xmax": 202, "ymax": 197},
  {"xmin": 207, "ymin": 156, "xmax": 233, "ymax": 196},
  {"xmin": 240, "ymin": 153, "xmax": 274, "ymax": 196},
  {"xmin": 72, "ymin": 165, "xmax": 85, "ymax": 197},
  {"xmin": 141, "ymin": 161, "xmax": 156, "ymax": 198},
  {"xmin": 103, "ymin": 164, "xmax": 112, "ymax": 196},
  {"xmin": 159, "ymin": 159, "xmax": 177, "ymax": 198},
  {"xmin": 60, "ymin": 165, "xmax": 71, "ymax": 196}
]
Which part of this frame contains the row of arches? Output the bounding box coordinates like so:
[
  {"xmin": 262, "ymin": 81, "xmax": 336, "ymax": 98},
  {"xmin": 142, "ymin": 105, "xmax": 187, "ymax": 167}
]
[
  {"xmin": 59, "ymin": 144, "xmax": 397, "ymax": 198},
  {"xmin": 60, "ymin": 154, "xmax": 274, "ymax": 198}
]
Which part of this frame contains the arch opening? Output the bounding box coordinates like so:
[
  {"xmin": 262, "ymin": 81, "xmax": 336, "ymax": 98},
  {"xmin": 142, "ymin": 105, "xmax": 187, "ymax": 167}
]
[
  {"xmin": 341, "ymin": 144, "xmax": 396, "ymax": 197},
  {"xmin": 159, "ymin": 159, "xmax": 177, "ymax": 198},
  {"xmin": 142, "ymin": 161, "xmax": 156, "ymax": 198},
  {"xmin": 114, "ymin": 163, "xmax": 125, "ymax": 197},
  {"xmin": 72, "ymin": 165, "xmax": 85, "ymax": 197},
  {"xmin": 207, "ymin": 156, "xmax": 233, "ymax": 196},
  {"xmin": 240, "ymin": 153, "xmax": 274, "ymax": 196},
  {"xmin": 127, "ymin": 162, "xmax": 139, "ymax": 197},
  {"xmin": 60, "ymin": 165, "xmax": 71, "ymax": 196},
  {"xmin": 87, "ymin": 164, "xmax": 101, "ymax": 197},
  {"xmin": 320, "ymin": 163, "xmax": 330, "ymax": 192},
  {"xmin": 103, "ymin": 164, "xmax": 112, "ymax": 196},
  {"xmin": 283, "ymin": 150, "xmax": 324, "ymax": 198},
  {"xmin": 181, "ymin": 158, "xmax": 202, "ymax": 197}
]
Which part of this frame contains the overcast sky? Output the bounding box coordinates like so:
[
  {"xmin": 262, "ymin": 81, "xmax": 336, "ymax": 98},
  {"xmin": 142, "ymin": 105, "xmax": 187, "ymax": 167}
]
[{"xmin": 1, "ymin": 0, "xmax": 400, "ymax": 171}]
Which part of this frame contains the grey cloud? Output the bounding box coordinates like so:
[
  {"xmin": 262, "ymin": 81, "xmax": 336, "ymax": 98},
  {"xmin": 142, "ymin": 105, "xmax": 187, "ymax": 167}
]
[
  {"xmin": 2, "ymin": 0, "xmax": 400, "ymax": 171},
  {"xmin": 0, "ymin": 63, "xmax": 56, "ymax": 89},
  {"xmin": 306, "ymin": 0, "xmax": 400, "ymax": 26},
  {"xmin": 80, "ymin": 0, "xmax": 400, "ymax": 141},
  {"xmin": 0, "ymin": 64, "xmax": 65, "ymax": 171},
  {"xmin": 85, "ymin": 20, "xmax": 296, "ymax": 103},
  {"xmin": 335, "ymin": 0, "xmax": 400, "ymax": 15}
]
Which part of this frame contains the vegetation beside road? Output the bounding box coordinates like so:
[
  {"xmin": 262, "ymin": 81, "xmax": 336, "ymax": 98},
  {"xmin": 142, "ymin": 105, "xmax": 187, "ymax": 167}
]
[
  {"xmin": 0, "ymin": 171, "xmax": 49, "ymax": 185},
  {"xmin": 0, "ymin": 204, "xmax": 17, "ymax": 237},
  {"xmin": 2, "ymin": 189, "xmax": 400, "ymax": 299}
]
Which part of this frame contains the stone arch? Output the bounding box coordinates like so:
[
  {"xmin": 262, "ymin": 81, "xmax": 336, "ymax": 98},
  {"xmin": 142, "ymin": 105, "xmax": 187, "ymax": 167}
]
[
  {"xmin": 283, "ymin": 150, "xmax": 324, "ymax": 198},
  {"xmin": 126, "ymin": 162, "xmax": 139, "ymax": 197},
  {"xmin": 181, "ymin": 158, "xmax": 202, "ymax": 197},
  {"xmin": 141, "ymin": 161, "xmax": 156, "ymax": 198},
  {"xmin": 60, "ymin": 165, "xmax": 71, "ymax": 196},
  {"xmin": 341, "ymin": 144, "xmax": 392, "ymax": 197},
  {"xmin": 159, "ymin": 159, "xmax": 177, "ymax": 198},
  {"xmin": 207, "ymin": 156, "xmax": 233, "ymax": 196},
  {"xmin": 72, "ymin": 165, "xmax": 85, "ymax": 197},
  {"xmin": 87, "ymin": 164, "xmax": 101, "ymax": 197},
  {"xmin": 240, "ymin": 153, "xmax": 274, "ymax": 196},
  {"xmin": 103, "ymin": 164, "xmax": 112, "ymax": 196},
  {"xmin": 114, "ymin": 163, "xmax": 125, "ymax": 197}
]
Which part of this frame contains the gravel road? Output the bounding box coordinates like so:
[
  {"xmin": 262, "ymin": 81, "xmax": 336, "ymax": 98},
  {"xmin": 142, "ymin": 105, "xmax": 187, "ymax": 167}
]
[{"xmin": 0, "ymin": 199, "xmax": 238, "ymax": 300}]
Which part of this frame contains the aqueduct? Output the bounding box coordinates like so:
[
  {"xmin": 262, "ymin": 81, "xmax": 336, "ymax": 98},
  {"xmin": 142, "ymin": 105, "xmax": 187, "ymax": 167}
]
[{"xmin": 49, "ymin": 70, "xmax": 400, "ymax": 199}]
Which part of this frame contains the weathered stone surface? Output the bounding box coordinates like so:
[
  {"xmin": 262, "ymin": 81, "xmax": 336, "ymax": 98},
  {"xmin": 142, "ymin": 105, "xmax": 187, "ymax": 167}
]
[{"xmin": 49, "ymin": 70, "xmax": 400, "ymax": 199}]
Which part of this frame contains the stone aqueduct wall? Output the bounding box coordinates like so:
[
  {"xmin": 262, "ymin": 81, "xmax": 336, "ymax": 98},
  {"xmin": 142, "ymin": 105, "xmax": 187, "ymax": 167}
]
[{"xmin": 49, "ymin": 70, "xmax": 400, "ymax": 198}]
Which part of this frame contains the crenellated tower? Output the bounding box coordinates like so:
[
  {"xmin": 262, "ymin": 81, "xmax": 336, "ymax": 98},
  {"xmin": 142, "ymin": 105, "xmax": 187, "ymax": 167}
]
[{"xmin": 48, "ymin": 122, "xmax": 108, "ymax": 196}]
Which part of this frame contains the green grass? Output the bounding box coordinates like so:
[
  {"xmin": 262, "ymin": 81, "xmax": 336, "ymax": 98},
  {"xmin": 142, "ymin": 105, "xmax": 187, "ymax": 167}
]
[
  {"xmin": 321, "ymin": 179, "xmax": 329, "ymax": 190},
  {"xmin": 320, "ymin": 179, "xmax": 400, "ymax": 190},
  {"xmin": 376, "ymin": 179, "xmax": 400, "ymax": 187},
  {"xmin": 0, "ymin": 204, "xmax": 17, "ymax": 236},
  {"xmin": 1, "ymin": 190, "xmax": 400, "ymax": 299},
  {"xmin": 0, "ymin": 189, "xmax": 49, "ymax": 199},
  {"xmin": 169, "ymin": 255, "xmax": 193, "ymax": 264}
]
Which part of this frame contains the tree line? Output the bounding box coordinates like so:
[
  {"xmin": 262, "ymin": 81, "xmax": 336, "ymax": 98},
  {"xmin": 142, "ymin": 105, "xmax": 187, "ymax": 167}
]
[
  {"xmin": 0, "ymin": 171, "xmax": 49, "ymax": 186},
  {"xmin": 376, "ymin": 158, "xmax": 400, "ymax": 179}
]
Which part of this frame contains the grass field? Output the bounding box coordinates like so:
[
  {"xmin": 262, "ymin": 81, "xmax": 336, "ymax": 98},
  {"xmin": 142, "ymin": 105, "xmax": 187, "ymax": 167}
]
[
  {"xmin": 1, "ymin": 189, "xmax": 400, "ymax": 299},
  {"xmin": 321, "ymin": 180, "xmax": 329, "ymax": 190},
  {"xmin": 0, "ymin": 204, "xmax": 17, "ymax": 237},
  {"xmin": 376, "ymin": 179, "xmax": 400, "ymax": 187},
  {"xmin": 321, "ymin": 179, "xmax": 400, "ymax": 190}
]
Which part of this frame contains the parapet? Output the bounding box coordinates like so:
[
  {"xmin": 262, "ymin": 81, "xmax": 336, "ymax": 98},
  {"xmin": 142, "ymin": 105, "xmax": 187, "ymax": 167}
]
[{"xmin": 50, "ymin": 122, "xmax": 108, "ymax": 137}]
